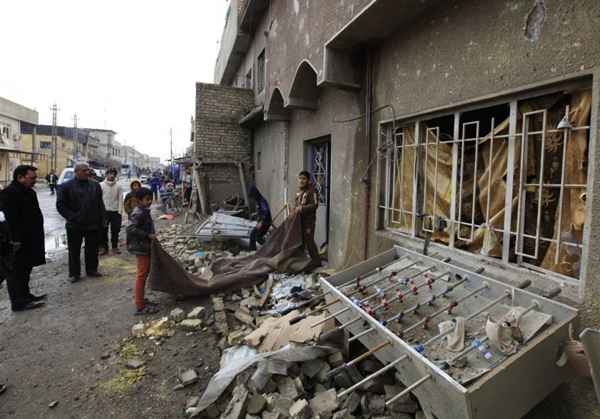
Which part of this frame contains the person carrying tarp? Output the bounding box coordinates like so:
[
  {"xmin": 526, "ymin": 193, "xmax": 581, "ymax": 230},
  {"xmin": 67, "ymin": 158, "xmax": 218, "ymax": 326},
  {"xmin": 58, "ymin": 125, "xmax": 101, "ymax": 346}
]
[
  {"xmin": 294, "ymin": 171, "xmax": 321, "ymax": 269},
  {"xmin": 248, "ymin": 185, "xmax": 272, "ymax": 251}
]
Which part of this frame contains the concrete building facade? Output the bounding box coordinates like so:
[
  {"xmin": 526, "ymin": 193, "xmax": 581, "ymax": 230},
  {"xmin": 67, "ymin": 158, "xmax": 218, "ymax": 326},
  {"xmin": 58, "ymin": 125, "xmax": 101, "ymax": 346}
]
[
  {"xmin": 202, "ymin": 7, "xmax": 600, "ymax": 413},
  {"xmin": 0, "ymin": 96, "xmax": 39, "ymax": 186}
]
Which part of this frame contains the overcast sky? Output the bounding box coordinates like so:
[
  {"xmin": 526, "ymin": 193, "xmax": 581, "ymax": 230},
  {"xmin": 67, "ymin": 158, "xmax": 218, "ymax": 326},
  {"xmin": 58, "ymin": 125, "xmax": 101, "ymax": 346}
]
[{"xmin": 0, "ymin": 0, "xmax": 229, "ymax": 162}]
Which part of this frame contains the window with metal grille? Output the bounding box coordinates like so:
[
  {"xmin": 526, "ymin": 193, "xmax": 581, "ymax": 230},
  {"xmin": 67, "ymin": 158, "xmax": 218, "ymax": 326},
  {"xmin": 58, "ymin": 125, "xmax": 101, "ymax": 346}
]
[
  {"xmin": 256, "ymin": 49, "xmax": 265, "ymax": 93},
  {"xmin": 379, "ymin": 85, "xmax": 592, "ymax": 281}
]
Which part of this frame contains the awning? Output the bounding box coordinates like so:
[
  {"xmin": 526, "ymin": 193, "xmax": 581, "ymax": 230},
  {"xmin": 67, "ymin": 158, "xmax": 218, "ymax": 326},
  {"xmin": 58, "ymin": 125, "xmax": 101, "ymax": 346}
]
[{"xmin": 239, "ymin": 105, "xmax": 264, "ymax": 127}]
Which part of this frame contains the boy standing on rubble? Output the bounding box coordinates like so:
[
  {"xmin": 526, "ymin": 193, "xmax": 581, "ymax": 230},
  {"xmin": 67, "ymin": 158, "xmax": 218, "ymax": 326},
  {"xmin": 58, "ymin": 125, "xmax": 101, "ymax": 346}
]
[
  {"xmin": 126, "ymin": 187, "xmax": 159, "ymax": 315},
  {"xmin": 295, "ymin": 171, "xmax": 321, "ymax": 269}
]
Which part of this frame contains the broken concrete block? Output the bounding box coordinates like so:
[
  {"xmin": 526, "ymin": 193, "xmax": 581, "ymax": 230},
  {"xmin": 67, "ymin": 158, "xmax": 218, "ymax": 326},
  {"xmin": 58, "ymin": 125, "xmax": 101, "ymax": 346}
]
[
  {"xmin": 170, "ymin": 308, "xmax": 185, "ymax": 322},
  {"xmin": 186, "ymin": 396, "xmax": 199, "ymax": 409},
  {"xmin": 246, "ymin": 416, "xmax": 261, "ymax": 419},
  {"xmin": 215, "ymin": 310, "xmax": 229, "ymax": 335},
  {"xmin": 247, "ymin": 394, "xmax": 267, "ymax": 415},
  {"xmin": 125, "ymin": 358, "xmax": 145, "ymax": 370},
  {"xmin": 267, "ymin": 394, "xmax": 294, "ymax": 417},
  {"xmin": 328, "ymin": 352, "xmax": 344, "ymax": 367},
  {"xmin": 178, "ymin": 369, "xmax": 199, "ymax": 387},
  {"xmin": 294, "ymin": 377, "xmax": 304, "ymax": 395},
  {"xmin": 278, "ymin": 377, "xmax": 299, "ymax": 400},
  {"xmin": 228, "ymin": 329, "xmax": 247, "ymax": 346},
  {"xmin": 332, "ymin": 409, "xmax": 355, "ymax": 419},
  {"xmin": 384, "ymin": 384, "xmax": 417, "ymax": 414},
  {"xmin": 221, "ymin": 384, "xmax": 249, "ymax": 419},
  {"xmin": 289, "ymin": 399, "xmax": 312, "ymax": 419},
  {"xmin": 213, "ymin": 297, "xmax": 225, "ymax": 312},
  {"xmin": 262, "ymin": 412, "xmax": 281, "ymax": 419},
  {"xmin": 334, "ymin": 370, "xmax": 354, "ymax": 389},
  {"xmin": 359, "ymin": 359, "xmax": 383, "ymax": 375},
  {"xmin": 316, "ymin": 362, "xmax": 332, "ymax": 383},
  {"xmin": 187, "ymin": 306, "xmax": 205, "ymax": 319},
  {"xmin": 302, "ymin": 359, "xmax": 328, "ymax": 379},
  {"xmin": 341, "ymin": 391, "xmax": 361, "ymax": 414},
  {"xmin": 367, "ymin": 394, "xmax": 386, "ymax": 415},
  {"xmin": 179, "ymin": 319, "xmax": 202, "ymax": 330},
  {"xmin": 309, "ymin": 389, "xmax": 339, "ymax": 417},
  {"xmin": 131, "ymin": 322, "xmax": 145, "ymax": 337}
]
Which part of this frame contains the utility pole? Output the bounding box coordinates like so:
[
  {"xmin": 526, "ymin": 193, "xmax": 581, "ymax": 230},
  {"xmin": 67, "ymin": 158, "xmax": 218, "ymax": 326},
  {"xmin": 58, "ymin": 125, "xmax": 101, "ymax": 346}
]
[
  {"xmin": 170, "ymin": 128, "xmax": 174, "ymax": 178},
  {"xmin": 73, "ymin": 113, "xmax": 78, "ymax": 163},
  {"xmin": 50, "ymin": 103, "xmax": 59, "ymax": 172}
]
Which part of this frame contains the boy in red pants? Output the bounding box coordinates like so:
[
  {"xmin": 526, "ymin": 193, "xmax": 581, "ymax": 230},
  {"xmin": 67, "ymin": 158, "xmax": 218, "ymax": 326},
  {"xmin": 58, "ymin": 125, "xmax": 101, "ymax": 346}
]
[{"xmin": 126, "ymin": 187, "xmax": 159, "ymax": 315}]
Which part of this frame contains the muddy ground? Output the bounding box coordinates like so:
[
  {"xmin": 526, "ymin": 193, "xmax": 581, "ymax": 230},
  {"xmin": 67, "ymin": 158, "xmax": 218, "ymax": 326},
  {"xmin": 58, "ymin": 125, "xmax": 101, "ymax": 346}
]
[{"xmin": 0, "ymin": 185, "xmax": 599, "ymax": 418}]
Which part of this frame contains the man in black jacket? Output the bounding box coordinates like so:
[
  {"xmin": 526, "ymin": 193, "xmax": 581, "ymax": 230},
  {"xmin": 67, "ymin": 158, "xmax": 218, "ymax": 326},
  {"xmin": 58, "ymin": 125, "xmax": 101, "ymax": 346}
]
[
  {"xmin": 57, "ymin": 162, "xmax": 105, "ymax": 282},
  {"xmin": 0, "ymin": 165, "xmax": 46, "ymax": 311}
]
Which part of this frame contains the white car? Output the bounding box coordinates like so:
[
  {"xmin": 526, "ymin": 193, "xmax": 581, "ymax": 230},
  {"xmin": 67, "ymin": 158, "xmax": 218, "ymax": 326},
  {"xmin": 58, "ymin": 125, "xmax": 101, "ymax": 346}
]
[
  {"xmin": 140, "ymin": 175, "xmax": 149, "ymax": 184},
  {"xmin": 57, "ymin": 168, "xmax": 75, "ymax": 185}
]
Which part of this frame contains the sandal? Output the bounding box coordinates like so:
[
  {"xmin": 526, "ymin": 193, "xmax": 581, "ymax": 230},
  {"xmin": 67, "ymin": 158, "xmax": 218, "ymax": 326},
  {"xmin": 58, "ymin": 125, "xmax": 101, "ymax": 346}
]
[{"xmin": 135, "ymin": 305, "xmax": 160, "ymax": 315}]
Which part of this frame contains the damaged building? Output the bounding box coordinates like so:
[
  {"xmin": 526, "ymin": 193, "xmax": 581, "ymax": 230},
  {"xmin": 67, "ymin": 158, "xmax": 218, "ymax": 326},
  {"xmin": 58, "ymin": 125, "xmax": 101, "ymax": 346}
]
[{"xmin": 196, "ymin": 0, "xmax": 600, "ymax": 314}]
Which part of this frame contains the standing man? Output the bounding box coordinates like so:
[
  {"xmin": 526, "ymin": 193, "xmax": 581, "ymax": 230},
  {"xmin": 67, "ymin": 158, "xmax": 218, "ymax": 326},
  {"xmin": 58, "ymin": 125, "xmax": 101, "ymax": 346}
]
[
  {"xmin": 100, "ymin": 168, "xmax": 124, "ymax": 255},
  {"xmin": 46, "ymin": 170, "xmax": 58, "ymax": 195},
  {"xmin": 0, "ymin": 165, "xmax": 46, "ymax": 311},
  {"xmin": 294, "ymin": 171, "xmax": 321, "ymax": 269},
  {"xmin": 149, "ymin": 173, "xmax": 161, "ymax": 202},
  {"xmin": 57, "ymin": 162, "xmax": 105, "ymax": 283}
]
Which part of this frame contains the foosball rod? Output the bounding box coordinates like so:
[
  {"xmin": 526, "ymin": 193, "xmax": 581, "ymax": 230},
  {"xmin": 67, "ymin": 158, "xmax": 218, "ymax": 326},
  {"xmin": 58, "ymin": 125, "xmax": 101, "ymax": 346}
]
[
  {"xmin": 330, "ymin": 270, "xmax": 451, "ymax": 335},
  {"xmin": 385, "ymin": 374, "xmax": 432, "ymax": 406},
  {"xmin": 337, "ymin": 356, "xmax": 407, "ymax": 398},
  {"xmin": 326, "ymin": 340, "xmax": 392, "ymax": 379},
  {"xmin": 310, "ymin": 263, "xmax": 438, "ymax": 328},
  {"xmin": 348, "ymin": 275, "xmax": 472, "ymax": 343}
]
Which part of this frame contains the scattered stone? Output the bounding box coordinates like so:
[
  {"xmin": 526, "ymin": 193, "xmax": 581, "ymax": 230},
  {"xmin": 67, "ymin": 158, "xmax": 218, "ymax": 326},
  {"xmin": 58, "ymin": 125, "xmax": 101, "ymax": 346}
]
[
  {"xmin": 247, "ymin": 394, "xmax": 267, "ymax": 415},
  {"xmin": 289, "ymin": 399, "xmax": 312, "ymax": 419},
  {"xmin": 131, "ymin": 323, "xmax": 145, "ymax": 337},
  {"xmin": 187, "ymin": 306, "xmax": 205, "ymax": 319},
  {"xmin": 334, "ymin": 371, "xmax": 353, "ymax": 389},
  {"xmin": 268, "ymin": 394, "xmax": 294, "ymax": 417},
  {"xmin": 228, "ymin": 329, "xmax": 247, "ymax": 346},
  {"xmin": 302, "ymin": 359, "xmax": 328, "ymax": 379},
  {"xmin": 179, "ymin": 319, "xmax": 202, "ymax": 330},
  {"xmin": 332, "ymin": 409, "xmax": 355, "ymax": 419},
  {"xmin": 328, "ymin": 352, "xmax": 344, "ymax": 367},
  {"xmin": 384, "ymin": 384, "xmax": 417, "ymax": 414},
  {"xmin": 48, "ymin": 400, "xmax": 59, "ymax": 408},
  {"xmin": 186, "ymin": 396, "xmax": 200, "ymax": 409},
  {"xmin": 100, "ymin": 351, "xmax": 111, "ymax": 360},
  {"xmin": 415, "ymin": 411, "xmax": 426, "ymax": 419},
  {"xmin": 221, "ymin": 384, "xmax": 249, "ymax": 419},
  {"xmin": 309, "ymin": 389, "xmax": 339, "ymax": 417},
  {"xmin": 215, "ymin": 311, "xmax": 229, "ymax": 335},
  {"xmin": 213, "ymin": 297, "xmax": 225, "ymax": 312},
  {"xmin": 170, "ymin": 308, "xmax": 185, "ymax": 322},
  {"xmin": 246, "ymin": 416, "xmax": 261, "ymax": 419},
  {"xmin": 178, "ymin": 369, "xmax": 199, "ymax": 387},
  {"xmin": 126, "ymin": 358, "xmax": 145, "ymax": 370},
  {"xmin": 341, "ymin": 392, "xmax": 361, "ymax": 414},
  {"xmin": 367, "ymin": 394, "xmax": 386, "ymax": 415},
  {"xmin": 278, "ymin": 377, "xmax": 299, "ymax": 400},
  {"xmin": 293, "ymin": 377, "xmax": 304, "ymax": 395},
  {"xmin": 316, "ymin": 362, "xmax": 332, "ymax": 383},
  {"xmin": 262, "ymin": 412, "xmax": 281, "ymax": 419}
]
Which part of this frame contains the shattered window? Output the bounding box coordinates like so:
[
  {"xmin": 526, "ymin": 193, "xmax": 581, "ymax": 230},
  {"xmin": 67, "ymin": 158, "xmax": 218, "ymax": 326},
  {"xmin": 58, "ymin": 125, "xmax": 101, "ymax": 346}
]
[{"xmin": 380, "ymin": 85, "xmax": 592, "ymax": 280}]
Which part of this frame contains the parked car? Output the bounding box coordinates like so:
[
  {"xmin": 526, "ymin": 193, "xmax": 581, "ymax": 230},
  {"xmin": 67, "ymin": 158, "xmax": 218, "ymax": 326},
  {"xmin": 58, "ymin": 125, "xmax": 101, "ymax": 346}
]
[
  {"xmin": 57, "ymin": 168, "xmax": 74, "ymax": 185},
  {"xmin": 140, "ymin": 175, "xmax": 149, "ymax": 184}
]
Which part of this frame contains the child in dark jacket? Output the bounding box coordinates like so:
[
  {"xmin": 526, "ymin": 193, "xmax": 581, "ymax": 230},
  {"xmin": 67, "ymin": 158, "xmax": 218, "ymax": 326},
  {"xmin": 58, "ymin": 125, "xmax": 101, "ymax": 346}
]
[{"xmin": 126, "ymin": 187, "xmax": 159, "ymax": 315}]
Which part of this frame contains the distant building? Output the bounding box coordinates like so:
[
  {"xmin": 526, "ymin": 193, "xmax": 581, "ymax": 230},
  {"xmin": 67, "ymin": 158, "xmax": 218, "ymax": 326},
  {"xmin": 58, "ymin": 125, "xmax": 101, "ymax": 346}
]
[{"xmin": 0, "ymin": 96, "xmax": 39, "ymax": 186}]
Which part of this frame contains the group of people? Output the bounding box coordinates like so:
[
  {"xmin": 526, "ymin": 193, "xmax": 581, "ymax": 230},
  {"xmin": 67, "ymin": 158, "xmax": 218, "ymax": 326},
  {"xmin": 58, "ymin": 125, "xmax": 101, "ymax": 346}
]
[
  {"xmin": 0, "ymin": 163, "xmax": 159, "ymax": 315},
  {"xmin": 0, "ymin": 164, "xmax": 322, "ymax": 314}
]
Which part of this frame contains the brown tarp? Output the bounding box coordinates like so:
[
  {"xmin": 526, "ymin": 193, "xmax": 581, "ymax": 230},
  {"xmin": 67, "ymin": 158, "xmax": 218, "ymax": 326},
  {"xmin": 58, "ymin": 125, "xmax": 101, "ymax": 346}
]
[{"xmin": 149, "ymin": 211, "xmax": 312, "ymax": 296}]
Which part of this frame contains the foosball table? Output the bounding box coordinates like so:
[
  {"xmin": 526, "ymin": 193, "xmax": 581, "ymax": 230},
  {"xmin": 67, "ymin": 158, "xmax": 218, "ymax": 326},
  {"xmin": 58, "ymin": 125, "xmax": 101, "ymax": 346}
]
[{"xmin": 313, "ymin": 246, "xmax": 578, "ymax": 419}]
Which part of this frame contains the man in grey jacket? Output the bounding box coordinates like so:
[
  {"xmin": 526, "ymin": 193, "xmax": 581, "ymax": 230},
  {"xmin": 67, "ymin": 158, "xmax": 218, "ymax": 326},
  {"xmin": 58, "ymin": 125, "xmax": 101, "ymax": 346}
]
[{"xmin": 57, "ymin": 162, "xmax": 105, "ymax": 283}]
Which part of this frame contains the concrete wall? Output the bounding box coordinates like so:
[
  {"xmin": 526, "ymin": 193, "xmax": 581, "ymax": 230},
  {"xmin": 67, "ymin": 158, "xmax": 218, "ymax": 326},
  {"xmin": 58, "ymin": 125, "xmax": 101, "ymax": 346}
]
[
  {"xmin": 195, "ymin": 83, "xmax": 254, "ymax": 202},
  {"xmin": 253, "ymin": 121, "xmax": 287, "ymax": 216}
]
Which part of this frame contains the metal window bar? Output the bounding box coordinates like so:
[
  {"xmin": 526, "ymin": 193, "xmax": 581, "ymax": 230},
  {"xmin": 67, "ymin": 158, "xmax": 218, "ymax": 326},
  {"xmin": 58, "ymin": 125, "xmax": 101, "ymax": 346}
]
[
  {"xmin": 555, "ymin": 105, "xmax": 570, "ymax": 265},
  {"xmin": 457, "ymin": 121, "xmax": 480, "ymax": 242},
  {"xmin": 515, "ymin": 109, "xmax": 547, "ymax": 260},
  {"xmin": 389, "ymin": 129, "xmax": 417, "ymax": 231},
  {"xmin": 422, "ymin": 127, "xmax": 441, "ymax": 233}
]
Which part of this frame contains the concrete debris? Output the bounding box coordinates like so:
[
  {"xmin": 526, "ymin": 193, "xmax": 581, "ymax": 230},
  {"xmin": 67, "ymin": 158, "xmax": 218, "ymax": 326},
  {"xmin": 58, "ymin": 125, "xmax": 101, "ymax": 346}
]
[
  {"xmin": 277, "ymin": 377, "xmax": 300, "ymax": 401},
  {"xmin": 302, "ymin": 359, "xmax": 329, "ymax": 379},
  {"xmin": 125, "ymin": 358, "xmax": 145, "ymax": 370},
  {"xmin": 384, "ymin": 385, "xmax": 418, "ymax": 414},
  {"xmin": 246, "ymin": 394, "xmax": 267, "ymax": 415},
  {"xmin": 145, "ymin": 317, "xmax": 175, "ymax": 338},
  {"xmin": 131, "ymin": 322, "xmax": 145, "ymax": 337},
  {"xmin": 341, "ymin": 392, "xmax": 361, "ymax": 414},
  {"xmin": 262, "ymin": 412, "xmax": 281, "ymax": 419},
  {"xmin": 327, "ymin": 352, "xmax": 344, "ymax": 368},
  {"xmin": 289, "ymin": 398, "xmax": 312, "ymax": 419},
  {"xmin": 170, "ymin": 308, "xmax": 185, "ymax": 322},
  {"xmin": 48, "ymin": 401, "xmax": 59, "ymax": 408},
  {"xmin": 212, "ymin": 297, "xmax": 225, "ymax": 312},
  {"xmin": 186, "ymin": 396, "xmax": 200, "ymax": 409},
  {"xmin": 215, "ymin": 311, "xmax": 229, "ymax": 335},
  {"xmin": 179, "ymin": 319, "xmax": 202, "ymax": 330},
  {"xmin": 228, "ymin": 329, "xmax": 248, "ymax": 346},
  {"xmin": 221, "ymin": 384, "xmax": 249, "ymax": 419},
  {"xmin": 179, "ymin": 369, "xmax": 199, "ymax": 387},
  {"xmin": 309, "ymin": 389, "xmax": 339, "ymax": 417},
  {"xmin": 332, "ymin": 409, "xmax": 355, "ymax": 419},
  {"xmin": 366, "ymin": 394, "xmax": 386, "ymax": 415},
  {"xmin": 267, "ymin": 393, "xmax": 294, "ymax": 417},
  {"xmin": 187, "ymin": 306, "xmax": 205, "ymax": 319}
]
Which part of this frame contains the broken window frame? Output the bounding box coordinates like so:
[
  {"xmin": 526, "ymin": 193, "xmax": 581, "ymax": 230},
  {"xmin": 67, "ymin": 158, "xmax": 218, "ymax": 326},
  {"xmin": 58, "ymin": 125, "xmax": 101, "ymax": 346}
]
[{"xmin": 377, "ymin": 79, "xmax": 592, "ymax": 284}]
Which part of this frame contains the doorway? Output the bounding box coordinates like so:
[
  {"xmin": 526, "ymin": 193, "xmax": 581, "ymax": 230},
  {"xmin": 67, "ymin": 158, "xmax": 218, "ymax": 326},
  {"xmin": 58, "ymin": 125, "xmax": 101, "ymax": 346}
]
[{"xmin": 304, "ymin": 136, "xmax": 331, "ymax": 249}]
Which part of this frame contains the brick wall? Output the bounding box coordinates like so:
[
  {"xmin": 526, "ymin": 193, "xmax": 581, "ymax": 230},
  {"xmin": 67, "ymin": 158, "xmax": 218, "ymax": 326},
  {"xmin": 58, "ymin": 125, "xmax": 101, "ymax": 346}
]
[{"xmin": 195, "ymin": 82, "xmax": 255, "ymax": 202}]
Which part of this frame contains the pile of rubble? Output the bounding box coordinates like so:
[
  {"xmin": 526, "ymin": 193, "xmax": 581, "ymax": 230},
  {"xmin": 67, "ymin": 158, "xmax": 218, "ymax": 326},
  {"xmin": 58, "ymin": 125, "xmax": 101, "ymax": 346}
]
[{"xmin": 157, "ymin": 223, "xmax": 248, "ymax": 274}]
